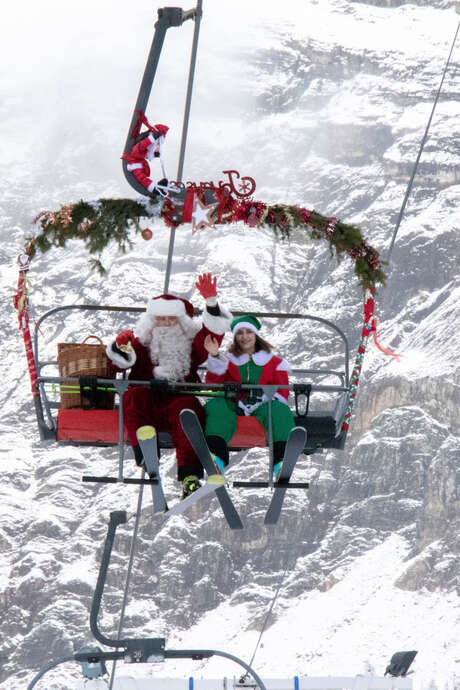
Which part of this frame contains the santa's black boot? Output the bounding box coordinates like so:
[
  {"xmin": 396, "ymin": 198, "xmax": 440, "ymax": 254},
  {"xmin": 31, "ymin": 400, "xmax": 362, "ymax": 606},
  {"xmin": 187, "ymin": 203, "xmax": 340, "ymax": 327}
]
[{"xmin": 133, "ymin": 444, "xmax": 144, "ymax": 468}]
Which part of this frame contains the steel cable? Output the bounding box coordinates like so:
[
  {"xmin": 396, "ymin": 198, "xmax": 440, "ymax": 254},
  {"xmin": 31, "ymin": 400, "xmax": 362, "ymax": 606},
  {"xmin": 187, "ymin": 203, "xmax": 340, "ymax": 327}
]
[
  {"xmin": 385, "ymin": 20, "xmax": 460, "ymax": 266},
  {"xmin": 108, "ymin": 476, "xmax": 146, "ymax": 689},
  {"xmin": 245, "ymin": 21, "xmax": 460, "ymax": 674}
]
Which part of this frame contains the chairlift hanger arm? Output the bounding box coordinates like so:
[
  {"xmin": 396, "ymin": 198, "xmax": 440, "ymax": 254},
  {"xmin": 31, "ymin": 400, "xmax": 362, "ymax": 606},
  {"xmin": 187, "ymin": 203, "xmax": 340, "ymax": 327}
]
[
  {"xmin": 88, "ymin": 511, "xmax": 267, "ymax": 688},
  {"xmin": 181, "ymin": 6, "xmax": 201, "ymax": 22},
  {"xmin": 124, "ymin": 5, "xmax": 199, "ymax": 152},
  {"xmin": 122, "ymin": 2, "xmax": 203, "ymax": 198}
]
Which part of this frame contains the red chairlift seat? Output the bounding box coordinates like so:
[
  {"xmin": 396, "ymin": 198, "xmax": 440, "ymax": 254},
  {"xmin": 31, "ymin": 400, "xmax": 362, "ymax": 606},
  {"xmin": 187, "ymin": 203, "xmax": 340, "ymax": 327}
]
[{"xmin": 56, "ymin": 407, "xmax": 267, "ymax": 448}]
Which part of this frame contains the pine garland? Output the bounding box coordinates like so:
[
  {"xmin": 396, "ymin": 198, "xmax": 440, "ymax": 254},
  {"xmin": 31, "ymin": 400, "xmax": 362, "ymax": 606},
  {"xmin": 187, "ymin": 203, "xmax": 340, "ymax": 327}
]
[
  {"xmin": 27, "ymin": 195, "xmax": 386, "ymax": 289},
  {"xmin": 28, "ymin": 199, "xmax": 158, "ymax": 275}
]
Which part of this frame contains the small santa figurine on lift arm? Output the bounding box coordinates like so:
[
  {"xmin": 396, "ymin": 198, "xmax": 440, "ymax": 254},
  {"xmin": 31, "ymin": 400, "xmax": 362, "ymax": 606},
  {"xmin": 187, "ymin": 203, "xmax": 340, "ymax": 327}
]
[
  {"xmin": 106, "ymin": 273, "xmax": 232, "ymax": 499},
  {"xmin": 122, "ymin": 115, "xmax": 170, "ymax": 196}
]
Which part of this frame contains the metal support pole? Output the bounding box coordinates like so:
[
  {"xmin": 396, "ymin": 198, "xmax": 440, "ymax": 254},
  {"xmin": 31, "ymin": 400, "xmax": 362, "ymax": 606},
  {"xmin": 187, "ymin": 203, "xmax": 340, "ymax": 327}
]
[
  {"xmin": 113, "ymin": 379, "xmax": 129, "ymax": 482},
  {"xmin": 264, "ymin": 388, "xmax": 276, "ymax": 487},
  {"xmin": 385, "ymin": 20, "xmax": 460, "ymax": 267},
  {"xmin": 176, "ymin": 0, "xmax": 203, "ymax": 185},
  {"xmin": 123, "ymin": 8, "xmax": 185, "ymax": 156},
  {"xmin": 122, "ymin": 7, "xmax": 194, "ymax": 195},
  {"xmin": 109, "ymin": 486, "xmax": 146, "ymax": 689},
  {"xmin": 163, "ymin": 0, "xmax": 203, "ymax": 293},
  {"xmin": 27, "ymin": 656, "xmax": 76, "ymax": 690}
]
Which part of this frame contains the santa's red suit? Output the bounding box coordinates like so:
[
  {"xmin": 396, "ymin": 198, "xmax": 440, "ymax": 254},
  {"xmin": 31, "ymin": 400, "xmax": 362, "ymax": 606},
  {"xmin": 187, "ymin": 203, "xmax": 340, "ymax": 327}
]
[
  {"xmin": 123, "ymin": 124, "xmax": 169, "ymax": 194},
  {"xmin": 106, "ymin": 290, "xmax": 232, "ymax": 480}
]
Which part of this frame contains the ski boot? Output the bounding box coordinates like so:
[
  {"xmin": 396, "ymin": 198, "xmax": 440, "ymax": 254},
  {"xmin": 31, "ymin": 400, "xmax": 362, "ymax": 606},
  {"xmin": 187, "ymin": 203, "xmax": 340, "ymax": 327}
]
[
  {"xmin": 273, "ymin": 461, "xmax": 283, "ymax": 481},
  {"xmin": 181, "ymin": 475, "xmax": 202, "ymax": 500},
  {"xmin": 210, "ymin": 454, "xmax": 225, "ymax": 476}
]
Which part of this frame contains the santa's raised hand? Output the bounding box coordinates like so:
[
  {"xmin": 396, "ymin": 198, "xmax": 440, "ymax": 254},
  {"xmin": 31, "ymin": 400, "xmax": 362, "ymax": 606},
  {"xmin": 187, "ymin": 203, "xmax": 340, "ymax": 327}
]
[{"xmin": 195, "ymin": 273, "xmax": 218, "ymax": 303}]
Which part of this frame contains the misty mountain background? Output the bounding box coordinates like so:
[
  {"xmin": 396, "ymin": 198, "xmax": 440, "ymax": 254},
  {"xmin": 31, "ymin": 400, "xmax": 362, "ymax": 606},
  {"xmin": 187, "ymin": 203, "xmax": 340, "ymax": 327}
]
[{"xmin": 0, "ymin": 1, "xmax": 459, "ymax": 688}]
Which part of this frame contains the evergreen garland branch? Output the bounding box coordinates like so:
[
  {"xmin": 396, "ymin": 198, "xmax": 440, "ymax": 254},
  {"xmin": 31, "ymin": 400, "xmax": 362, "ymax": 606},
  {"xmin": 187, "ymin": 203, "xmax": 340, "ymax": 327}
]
[
  {"xmin": 27, "ymin": 198, "xmax": 156, "ymax": 271},
  {"xmin": 26, "ymin": 195, "xmax": 386, "ymax": 291}
]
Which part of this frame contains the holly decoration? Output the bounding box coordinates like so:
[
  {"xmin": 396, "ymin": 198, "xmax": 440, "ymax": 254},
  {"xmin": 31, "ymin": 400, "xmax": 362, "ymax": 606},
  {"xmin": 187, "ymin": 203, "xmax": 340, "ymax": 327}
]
[{"xmin": 27, "ymin": 193, "xmax": 386, "ymax": 290}]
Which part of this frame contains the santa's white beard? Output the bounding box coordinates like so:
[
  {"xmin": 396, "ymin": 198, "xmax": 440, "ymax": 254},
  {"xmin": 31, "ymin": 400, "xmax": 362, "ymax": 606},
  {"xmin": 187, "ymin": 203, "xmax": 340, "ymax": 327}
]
[{"xmin": 149, "ymin": 324, "xmax": 193, "ymax": 381}]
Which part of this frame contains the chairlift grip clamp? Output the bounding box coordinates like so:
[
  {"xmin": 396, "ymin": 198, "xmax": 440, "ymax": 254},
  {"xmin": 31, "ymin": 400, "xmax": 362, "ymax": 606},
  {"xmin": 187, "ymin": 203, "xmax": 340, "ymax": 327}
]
[
  {"xmin": 110, "ymin": 511, "xmax": 127, "ymax": 527},
  {"xmin": 293, "ymin": 383, "xmax": 312, "ymax": 418},
  {"xmin": 157, "ymin": 8, "xmax": 184, "ymax": 27},
  {"xmin": 293, "ymin": 383, "xmax": 312, "ymax": 394}
]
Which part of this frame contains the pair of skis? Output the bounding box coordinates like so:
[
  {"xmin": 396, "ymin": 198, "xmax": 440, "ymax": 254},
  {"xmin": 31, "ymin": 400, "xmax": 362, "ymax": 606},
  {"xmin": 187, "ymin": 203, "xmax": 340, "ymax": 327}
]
[
  {"xmin": 136, "ymin": 411, "xmax": 307, "ymax": 529},
  {"xmin": 136, "ymin": 425, "xmax": 226, "ymax": 519},
  {"xmin": 180, "ymin": 409, "xmax": 307, "ymax": 528}
]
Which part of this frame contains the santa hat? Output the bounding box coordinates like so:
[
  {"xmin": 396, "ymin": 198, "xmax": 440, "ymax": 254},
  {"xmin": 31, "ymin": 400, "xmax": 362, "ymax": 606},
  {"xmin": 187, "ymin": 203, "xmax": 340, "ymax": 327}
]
[
  {"xmin": 151, "ymin": 123, "xmax": 169, "ymax": 138},
  {"xmin": 146, "ymin": 294, "xmax": 195, "ymax": 320},
  {"xmin": 231, "ymin": 314, "xmax": 261, "ymax": 335},
  {"xmin": 131, "ymin": 110, "xmax": 170, "ymax": 141}
]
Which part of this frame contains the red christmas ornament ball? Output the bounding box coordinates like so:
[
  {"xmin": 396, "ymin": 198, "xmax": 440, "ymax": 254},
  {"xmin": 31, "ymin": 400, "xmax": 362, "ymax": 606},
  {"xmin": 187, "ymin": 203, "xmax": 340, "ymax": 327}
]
[{"xmin": 142, "ymin": 228, "xmax": 153, "ymax": 240}]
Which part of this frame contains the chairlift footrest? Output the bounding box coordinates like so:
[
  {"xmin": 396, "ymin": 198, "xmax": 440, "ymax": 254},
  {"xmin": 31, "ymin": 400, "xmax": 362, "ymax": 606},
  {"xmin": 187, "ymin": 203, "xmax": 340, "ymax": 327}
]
[
  {"xmin": 233, "ymin": 481, "xmax": 309, "ymax": 489},
  {"xmin": 82, "ymin": 475, "xmax": 159, "ymax": 485}
]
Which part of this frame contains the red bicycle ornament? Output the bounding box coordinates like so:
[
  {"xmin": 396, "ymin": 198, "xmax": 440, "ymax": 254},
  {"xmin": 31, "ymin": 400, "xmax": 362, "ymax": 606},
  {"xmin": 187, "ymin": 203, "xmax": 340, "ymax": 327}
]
[{"xmin": 170, "ymin": 170, "xmax": 256, "ymax": 200}]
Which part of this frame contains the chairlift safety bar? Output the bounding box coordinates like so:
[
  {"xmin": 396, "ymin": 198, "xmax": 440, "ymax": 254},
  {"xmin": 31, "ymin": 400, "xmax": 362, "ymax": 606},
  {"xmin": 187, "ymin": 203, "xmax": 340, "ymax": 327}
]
[{"xmin": 33, "ymin": 304, "xmax": 350, "ymax": 386}]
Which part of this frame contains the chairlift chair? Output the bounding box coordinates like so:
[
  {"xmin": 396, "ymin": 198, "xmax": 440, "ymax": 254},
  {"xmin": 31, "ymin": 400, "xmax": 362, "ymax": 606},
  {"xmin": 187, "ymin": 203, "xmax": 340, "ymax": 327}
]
[{"xmin": 32, "ymin": 304, "xmax": 351, "ymax": 486}]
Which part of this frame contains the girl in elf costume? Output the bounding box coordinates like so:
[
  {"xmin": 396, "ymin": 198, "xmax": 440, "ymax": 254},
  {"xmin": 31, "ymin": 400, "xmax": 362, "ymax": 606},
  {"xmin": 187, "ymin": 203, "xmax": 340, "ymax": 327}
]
[{"xmin": 203, "ymin": 314, "xmax": 295, "ymax": 477}]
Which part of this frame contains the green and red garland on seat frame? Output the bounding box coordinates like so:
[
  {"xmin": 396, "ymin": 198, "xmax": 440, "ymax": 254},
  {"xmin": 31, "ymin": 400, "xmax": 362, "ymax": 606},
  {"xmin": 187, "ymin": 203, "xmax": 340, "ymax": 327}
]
[{"xmin": 25, "ymin": 181, "xmax": 386, "ymax": 292}]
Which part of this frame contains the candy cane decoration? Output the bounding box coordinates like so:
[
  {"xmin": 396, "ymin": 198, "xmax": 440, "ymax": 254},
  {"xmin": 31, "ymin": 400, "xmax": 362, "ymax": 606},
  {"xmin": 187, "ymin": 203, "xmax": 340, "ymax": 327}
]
[
  {"xmin": 341, "ymin": 289, "xmax": 376, "ymax": 433},
  {"xmin": 14, "ymin": 253, "xmax": 39, "ymax": 397},
  {"xmin": 341, "ymin": 288, "xmax": 401, "ymax": 433}
]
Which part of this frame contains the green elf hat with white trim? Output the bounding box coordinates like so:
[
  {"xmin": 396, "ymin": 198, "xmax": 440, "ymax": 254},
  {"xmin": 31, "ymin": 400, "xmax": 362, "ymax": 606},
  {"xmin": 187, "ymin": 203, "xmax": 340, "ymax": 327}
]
[{"xmin": 231, "ymin": 314, "xmax": 262, "ymax": 335}]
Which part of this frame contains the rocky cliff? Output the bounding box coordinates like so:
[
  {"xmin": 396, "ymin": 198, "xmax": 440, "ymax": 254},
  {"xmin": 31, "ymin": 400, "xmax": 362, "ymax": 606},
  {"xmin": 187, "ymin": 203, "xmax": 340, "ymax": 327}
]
[{"xmin": 0, "ymin": 1, "xmax": 458, "ymax": 688}]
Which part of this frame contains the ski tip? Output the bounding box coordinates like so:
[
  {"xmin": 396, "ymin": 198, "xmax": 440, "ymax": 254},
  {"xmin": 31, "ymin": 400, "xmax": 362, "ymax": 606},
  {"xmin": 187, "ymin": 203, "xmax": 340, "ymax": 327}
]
[
  {"xmin": 137, "ymin": 425, "xmax": 156, "ymax": 441},
  {"xmin": 208, "ymin": 474, "xmax": 225, "ymax": 487}
]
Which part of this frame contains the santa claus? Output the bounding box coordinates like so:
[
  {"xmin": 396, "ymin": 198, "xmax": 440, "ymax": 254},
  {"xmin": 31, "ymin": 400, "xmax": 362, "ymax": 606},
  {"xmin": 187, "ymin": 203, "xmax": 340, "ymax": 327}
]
[
  {"xmin": 106, "ymin": 274, "xmax": 232, "ymax": 498},
  {"xmin": 122, "ymin": 122, "xmax": 170, "ymax": 196}
]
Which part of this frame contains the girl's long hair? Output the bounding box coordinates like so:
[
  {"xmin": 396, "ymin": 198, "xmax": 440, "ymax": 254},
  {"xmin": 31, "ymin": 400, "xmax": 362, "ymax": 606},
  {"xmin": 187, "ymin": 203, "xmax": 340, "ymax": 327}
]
[{"xmin": 229, "ymin": 333, "xmax": 273, "ymax": 358}]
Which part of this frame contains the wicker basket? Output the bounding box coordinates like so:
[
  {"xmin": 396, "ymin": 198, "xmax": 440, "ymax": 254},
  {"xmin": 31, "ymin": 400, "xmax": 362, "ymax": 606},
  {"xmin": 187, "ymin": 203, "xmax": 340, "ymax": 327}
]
[{"xmin": 57, "ymin": 335, "xmax": 115, "ymax": 410}]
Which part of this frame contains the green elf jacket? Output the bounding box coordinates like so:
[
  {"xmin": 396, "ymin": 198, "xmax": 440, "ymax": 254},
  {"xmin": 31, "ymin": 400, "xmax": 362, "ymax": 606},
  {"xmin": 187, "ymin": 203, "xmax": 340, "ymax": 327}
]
[{"xmin": 205, "ymin": 349, "xmax": 290, "ymax": 414}]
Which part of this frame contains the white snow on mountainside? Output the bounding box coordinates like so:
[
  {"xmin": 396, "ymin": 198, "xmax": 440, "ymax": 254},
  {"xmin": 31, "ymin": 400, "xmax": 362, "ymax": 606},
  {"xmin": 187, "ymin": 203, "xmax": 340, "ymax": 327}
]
[{"xmin": 0, "ymin": 1, "xmax": 459, "ymax": 689}]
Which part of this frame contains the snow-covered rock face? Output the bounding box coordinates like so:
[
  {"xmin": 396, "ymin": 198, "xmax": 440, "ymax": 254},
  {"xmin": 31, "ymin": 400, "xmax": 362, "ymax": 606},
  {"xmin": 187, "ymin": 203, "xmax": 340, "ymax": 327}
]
[{"xmin": 1, "ymin": 1, "xmax": 459, "ymax": 689}]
